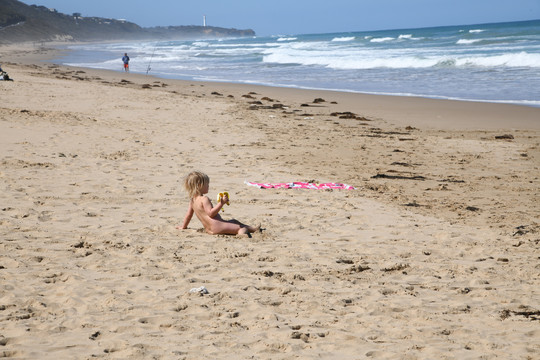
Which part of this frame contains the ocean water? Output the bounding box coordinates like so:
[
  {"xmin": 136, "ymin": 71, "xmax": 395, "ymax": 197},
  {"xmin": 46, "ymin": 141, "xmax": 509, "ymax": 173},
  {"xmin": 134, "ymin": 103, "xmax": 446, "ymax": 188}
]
[{"xmin": 59, "ymin": 20, "xmax": 540, "ymax": 106}]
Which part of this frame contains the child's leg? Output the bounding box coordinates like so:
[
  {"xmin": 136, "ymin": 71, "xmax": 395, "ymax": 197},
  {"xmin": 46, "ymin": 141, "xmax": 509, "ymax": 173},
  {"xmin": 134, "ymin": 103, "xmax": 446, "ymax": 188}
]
[
  {"xmin": 210, "ymin": 220, "xmax": 243, "ymax": 235},
  {"xmin": 227, "ymin": 219, "xmax": 260, "ymax": 234},
  {"xmin": 210, "ymin": 219, "xmax": 260, "ymax": 235}
]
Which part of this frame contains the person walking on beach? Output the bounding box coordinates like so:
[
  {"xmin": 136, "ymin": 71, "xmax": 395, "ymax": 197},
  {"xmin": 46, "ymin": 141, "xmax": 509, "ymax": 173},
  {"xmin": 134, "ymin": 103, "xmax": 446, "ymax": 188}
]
[
  {"xmin": 122, "ymin": 53, "xmax": 130, "ymax": 72},
  {"xmin": 178, "ymin": 171, "xmax": 260, "ymax": 236}
]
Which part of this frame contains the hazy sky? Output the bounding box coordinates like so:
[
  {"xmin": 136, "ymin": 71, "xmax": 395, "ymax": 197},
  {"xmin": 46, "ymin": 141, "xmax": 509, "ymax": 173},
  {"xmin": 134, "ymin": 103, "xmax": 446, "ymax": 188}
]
[{"xmin": 21, "ymin": 0, "xmax": 540, "ymax": 35}]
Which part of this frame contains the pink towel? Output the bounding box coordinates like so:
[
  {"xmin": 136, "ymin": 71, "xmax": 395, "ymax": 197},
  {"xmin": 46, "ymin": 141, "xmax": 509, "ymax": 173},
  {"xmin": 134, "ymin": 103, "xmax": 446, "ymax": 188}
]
[{"xmin": 245, "ymin": 181, "xmax": 355, "ymax": 190}]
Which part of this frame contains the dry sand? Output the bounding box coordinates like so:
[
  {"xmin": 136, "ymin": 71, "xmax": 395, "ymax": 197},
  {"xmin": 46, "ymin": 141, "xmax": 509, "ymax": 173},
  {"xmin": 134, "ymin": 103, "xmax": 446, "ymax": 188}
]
[{"xmin": 1, "ymin": 44, "xmax": 539, "ymax": 359}]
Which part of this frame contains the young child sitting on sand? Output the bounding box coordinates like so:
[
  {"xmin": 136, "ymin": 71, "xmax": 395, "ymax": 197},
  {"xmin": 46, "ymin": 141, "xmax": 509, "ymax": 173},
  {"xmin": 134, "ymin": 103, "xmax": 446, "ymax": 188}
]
[{"xmin": 178, "ymin": 171, "xmax": 260, "ymax": 236}]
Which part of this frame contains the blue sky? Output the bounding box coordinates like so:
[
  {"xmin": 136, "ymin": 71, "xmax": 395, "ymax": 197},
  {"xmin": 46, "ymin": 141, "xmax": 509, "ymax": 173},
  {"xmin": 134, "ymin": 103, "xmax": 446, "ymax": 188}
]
[{"xmin": 21, "ymin": 0, "xmax": 540, "ymax": 36}]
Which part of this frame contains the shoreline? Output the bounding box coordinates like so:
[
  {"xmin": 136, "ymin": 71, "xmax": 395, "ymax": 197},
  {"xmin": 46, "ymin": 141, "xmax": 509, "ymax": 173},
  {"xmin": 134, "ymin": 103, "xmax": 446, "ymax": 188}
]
[
  {"xmin": 12, "ymin": 43, "xmax": 540, "ymax": 129},
  {"xmin": 54, "ymin": 42, "xmax": 540, "ymax": 109},
  {"xmin": 1, "ymin": 43, "xmax": 539, "ymax": 359}
]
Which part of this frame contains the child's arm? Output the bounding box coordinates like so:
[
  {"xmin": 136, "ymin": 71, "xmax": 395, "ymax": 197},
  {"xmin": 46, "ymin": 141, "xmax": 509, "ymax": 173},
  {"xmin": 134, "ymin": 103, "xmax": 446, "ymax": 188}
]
[
  {"xmin": 180, "ymin": 201, "xmax": 194, "ymax": 229},
  {"xmin": 201, "ymin": 196, "xmax": 224, "ymax": 218}
]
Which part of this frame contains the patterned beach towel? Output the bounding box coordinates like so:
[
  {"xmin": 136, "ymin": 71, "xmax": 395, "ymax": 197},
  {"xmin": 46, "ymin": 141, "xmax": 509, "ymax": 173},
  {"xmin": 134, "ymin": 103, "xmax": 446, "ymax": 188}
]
[{"xmin": 245, "ymin": 181, "xmax": 355, "ymax": 190}]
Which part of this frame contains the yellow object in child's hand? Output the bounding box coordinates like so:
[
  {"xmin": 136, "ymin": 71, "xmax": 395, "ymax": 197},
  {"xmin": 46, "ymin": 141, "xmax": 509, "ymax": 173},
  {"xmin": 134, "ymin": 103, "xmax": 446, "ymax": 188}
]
[{"xmin": 217, "ymin": 192, "xmax": 230, "ymax": 212}]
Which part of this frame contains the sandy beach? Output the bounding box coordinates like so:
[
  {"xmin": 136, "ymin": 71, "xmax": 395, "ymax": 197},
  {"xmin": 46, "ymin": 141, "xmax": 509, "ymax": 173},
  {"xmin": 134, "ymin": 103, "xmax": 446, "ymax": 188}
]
[{"xmin": 1, "ymin": 44, "xmax": 539, "ymax": 359}]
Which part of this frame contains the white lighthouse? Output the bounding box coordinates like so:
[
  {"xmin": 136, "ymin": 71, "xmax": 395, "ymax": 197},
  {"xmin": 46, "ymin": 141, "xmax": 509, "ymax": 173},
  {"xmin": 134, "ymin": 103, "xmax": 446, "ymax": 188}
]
[{"xmin": 203, "ymin": 15, "xmax": 207, "ymax": 27}]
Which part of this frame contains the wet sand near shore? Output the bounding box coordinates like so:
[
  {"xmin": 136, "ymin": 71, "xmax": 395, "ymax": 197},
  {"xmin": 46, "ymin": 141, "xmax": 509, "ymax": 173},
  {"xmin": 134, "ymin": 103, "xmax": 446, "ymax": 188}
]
[{"xmin": 1, "ymin": 44, "xmax": 539, "ymax": 359}]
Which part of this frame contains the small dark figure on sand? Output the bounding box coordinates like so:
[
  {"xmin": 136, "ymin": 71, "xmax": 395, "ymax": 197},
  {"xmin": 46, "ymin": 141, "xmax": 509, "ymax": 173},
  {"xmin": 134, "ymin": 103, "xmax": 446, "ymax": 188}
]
[{"xmin": 0, "ymin": 64, "xmax": 13, "ymax": 81}]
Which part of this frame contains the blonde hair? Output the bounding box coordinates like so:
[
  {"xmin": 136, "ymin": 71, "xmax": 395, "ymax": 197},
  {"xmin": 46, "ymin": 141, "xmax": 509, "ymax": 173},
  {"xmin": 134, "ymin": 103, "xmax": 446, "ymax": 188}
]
[{"xmin": 184, "ymin": 171, "xmax": 209, "ymax": 199}]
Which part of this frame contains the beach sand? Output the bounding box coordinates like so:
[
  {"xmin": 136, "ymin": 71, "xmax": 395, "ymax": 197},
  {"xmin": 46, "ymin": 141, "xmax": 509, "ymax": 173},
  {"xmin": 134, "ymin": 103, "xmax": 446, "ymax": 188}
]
[{"xmin": 1, "ymin": 44, "xmax": 539, "ymax": 359}]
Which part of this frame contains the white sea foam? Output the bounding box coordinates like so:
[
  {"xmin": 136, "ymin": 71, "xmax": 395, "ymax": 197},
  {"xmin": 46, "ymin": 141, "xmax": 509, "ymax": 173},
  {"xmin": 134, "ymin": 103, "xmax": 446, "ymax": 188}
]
[
  {"xmin": 277, "ymin": 37, "xmax": 297, "ymax": 42},
  {"xmin": 457, "ymin": 39, "xmax": 482, "ymax": 45},
  {"xmin": 263, "ymin": 47, "xmax": 540, "ymax": 70},
  {"xmin": 332, "ymin": 36, "xmax": 355, "ymax": 42},
  {"xmin": 192, "ymin": 42, "xmax": 210, "ymax": 47},
  {"xmin": 398, "ymin": 34, "xmax": 413, "ymax": 39},
  {"xmin": 469, "ymin": 29, "xmax": 485, "ymax": 33},
  {"xmin": 456, "ymin": 52, "xmax": 540, "ymax": 67},
  {"xmin": 371, "ymin": 37, "xmax": 394, "ymax": 43},
  {"xmin": 263, "ymin": 48, "xmax": 438, "ymax": 69}
]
